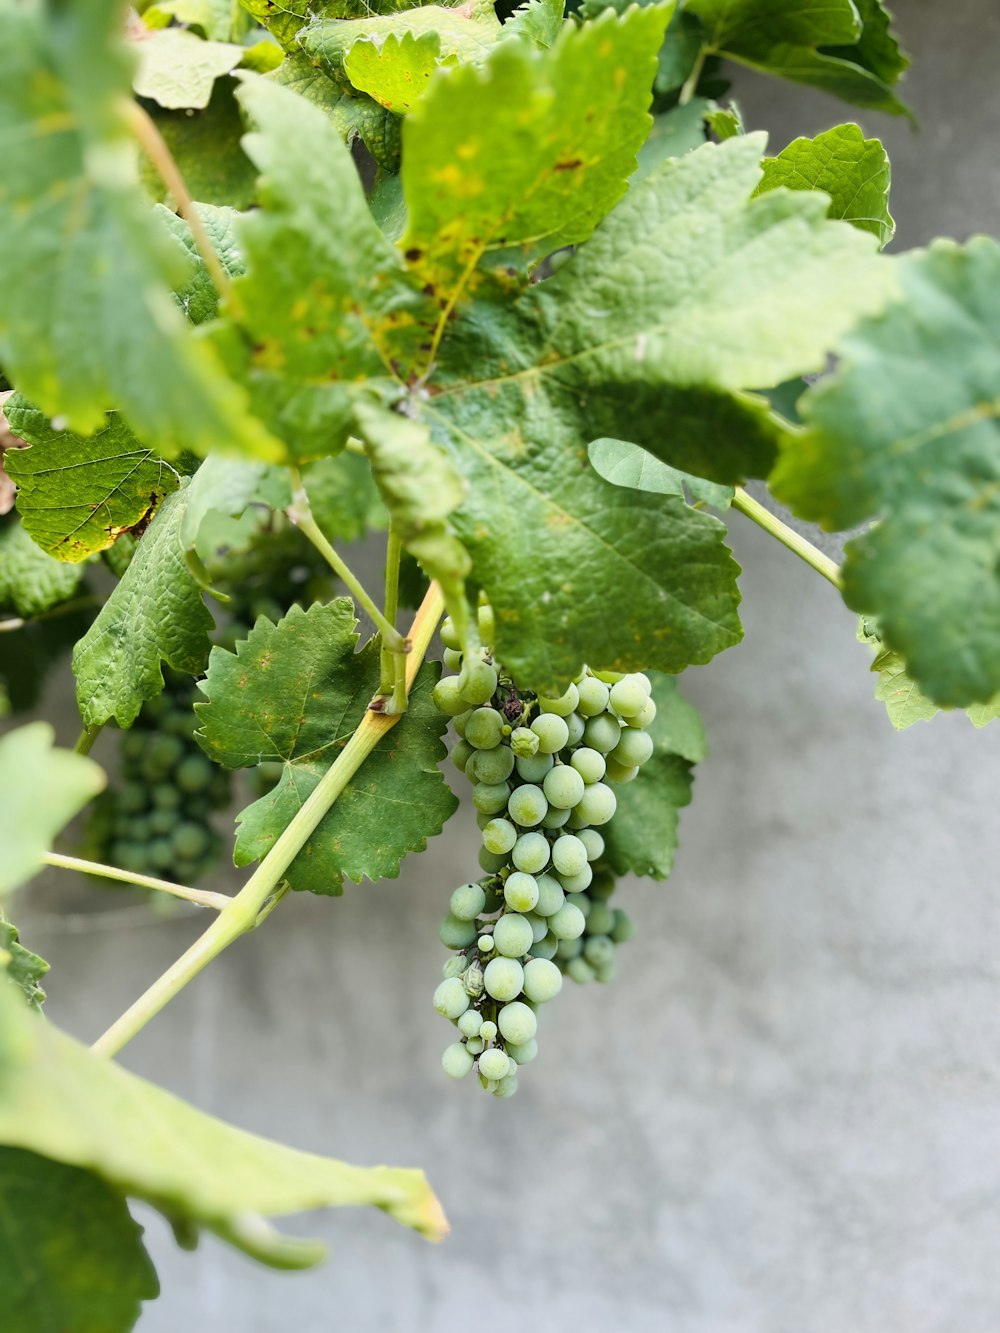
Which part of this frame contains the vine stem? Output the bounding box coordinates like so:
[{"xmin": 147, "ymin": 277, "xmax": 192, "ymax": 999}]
[
  {"xmin": 122, "ymin": 99, "xmax": 237, "ymax": 314},
  {"xmin": 74, "ymin": 724, "xmax": 103, "ymax": 756},
  {"xmin": 678, "ymin": 46, "xmax": 708, "ymax": 106},
  {"xmin": 380, "ymin": 523, "xmax": 405, "ymax": 710},
  {"xmin": 731, "ymin": 487, "xmax": 842, "ymax": 588},
  {"xmin": 90, "ymin": 582, "xmax": 446, "ymax": 1059},
  {"xmin": 43, "ymin": 852, "xmax": 232, "ymax": 912}
]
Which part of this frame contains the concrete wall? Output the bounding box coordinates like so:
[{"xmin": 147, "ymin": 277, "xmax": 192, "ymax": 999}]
[{"xmin": 17, "ymin": 3, "xmax": 1000, "ymax": 1329}]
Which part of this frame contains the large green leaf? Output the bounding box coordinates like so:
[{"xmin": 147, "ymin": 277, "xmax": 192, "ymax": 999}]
[
  {"xmin": 399, "ymin": 5, "xmax": 674, "ymax": 308},
  {"xmin": 241, "ymin": 0, "xmax": 447, "ymax": 49},
  {"xmin": 131, "ymin": 25, "xmax": 244, "ymax": 110},
  {"xmin": 0, "ymin": 520, "xmax": 84, "ymax": 615},
  {"xmin": 206, "ymin": 73, "xmax": 431, "ymax": 460},
  {"xmin": 602, "ymin": 674, "xmax": 706, "ymax": 879},
  {"xmin": 772, "ymin": 239, "xmax": 1000, "ymax": 708},
  {"xmin": 6, "ymin": 399, "xmax": 181, "ymax": 562},
  {"xmin": 502, "ymin": 0, "xmax": 565, "ymax": 49},
  {"xmin": 0, "ymin": 724, "xmax": 106, "ymax": 895},
  {"xmin": 0, "ymin": 919, "xmax": 50, "ymax": 1011},
  {"xmin": 139, "ymin": 83, "xmax": 258, "ymax": 210},
  {"xmin": 0, "ymin": 1148, "xmax": 159, "ymax": 1333},
  {"xmin": 857, "ymin": 619, "xmax": 1000, "ymax": 731},
  {"xmin": 195, "ymin": 601, "xmax": 458, "ymax": 893},
  {"xmin": 0, "ymin": 984, "xmax": 447, "ymax": 1269},
  {"xmin": 756, "ymin": 124, "xmax": 894, "ymax": 249},
  {"xmin": 0, "ymin": 0, "xmax": 277, "ymax": 461},
  {"xmin": 160, "ymin": 203, "xmax": 247, "ymax": 326},
  {"xmin": 588, "ymin": 438, "xmax": 733, "ymax": 509}
]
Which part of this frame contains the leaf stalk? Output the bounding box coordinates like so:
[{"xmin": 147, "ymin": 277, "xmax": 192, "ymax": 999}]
[{"xmin": 732, "ymin": 487, "xmax": 842, "ymax": 588}]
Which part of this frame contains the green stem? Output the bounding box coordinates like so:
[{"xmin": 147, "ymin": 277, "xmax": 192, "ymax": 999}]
[
  {"xmin": 74, "ymin": 724, "xmax": 103, "ymax": 756},
  {"xmin": 287, "ymin": 468, "xmax": 406, "ymax": 653},
  {"xmin": 678, "ymin": 45, "xmax": 708, "ymax": 106},
  {"xmin": 90, "ymin": 583, "xmax": 446, "ymax": 1059},
  {"xmin": 732, "ymin": 487, "xmax": 842, "ymax": 588},
  {"xmin": 380, "ymin": 524, "xmax": 403, "ymax": 696},
  {"xmin": 43, "ymin": 852, "xmax": 231, "ymax": 912}
]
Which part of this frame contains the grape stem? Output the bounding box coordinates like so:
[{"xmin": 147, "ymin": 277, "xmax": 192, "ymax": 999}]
[
  {"xmin": 380, "ymin": 523, "xmax": 408, "ymax": 714},
  {"xmin": 731, "ymin": 487, "xmax": 842, "ymax": 589},
  {"xmin": 43, "ymin": 852, "xmax": 232, "ymax": 912},
  {"xmin": 73, "ymin": 724, "xmax": 103, "ymax": 756},
  {"xmin": 90, "ymin": 582, "xmax": 446, "ymax": 1059},
  {"xmin": 678, "ymin": 45, "xmax": 708, "ymax": 106}
]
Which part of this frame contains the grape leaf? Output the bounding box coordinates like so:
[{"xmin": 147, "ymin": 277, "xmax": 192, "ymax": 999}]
[
  {"xmin": 302, "ymin": 454, "xmax": 389, "ymax": 542},
  {"xmin": 206, "ymin": 73, "xmax": 431, "ymax": 460},
  {"xmin": 683, "ymin": 0, "xmax": 911, "ymax": 115},
  {"xmin": 0, "ymin": 1149, "xmax": 159, "ymax": 1333},
  {"xmin": 857, "ymin": 619, "xmax": 1000, "ymax": 731},
  {"xmin": 502, "ymin": 0, "xmax": 565, "ymax": 49},
  {"xmin": 823, "ymin": 0, "xmax": 909, "ymax": 86},
  {"xmin": 0, "ymin": 519, "xmax": 84, "ymax": 615},
  {"xmin": 755, "ymin": 124, "xmax": 894, "ymax": 249},
  {"xmin": 195, "ymin": 601, "xmax": 457, "ymax": 893},
  {"xmin": 0, "ymin": 919, "xmax": 49, "ymax": 1011},
  {"xmin": 341, "ymin": 31, "xmax": 453, "ymax": 113},
  {"xmin": 140, "ymin": 82, "xmax": 258, "ymax": 211},
  {"xmin": 588, "ymin": 439, "xmax": 733, "ymax": 509},
  {"xmin": 0, "ymin": 984, "xmax": 447, "ymax": 1268},
  {"xmin": 771, "ymin": 239, "xmax": 1000, "ymax": 708},
  {"xmin": 144, "ymin": 0, "xmax": 237, "ymax": 40},
  {"xmin": 704, "ymin": 100, "xmax": 743, "ymax": 141},
  {"xmin": 635, "ymin": 98, "xmax": 709, "ymax": 180},
  {"xmin": 0, "ymin": 724, "xmax": 106, "ymax": 895},
  {"xmin": 601, "ymin": 674, "xmax": 705, "ymax": 879},
  {"xmin": 131, "ymin": 26, "xmax": 244, "ymax": 110},
  {"xmin": 5, "ymin": 399, "xmax": 181, "ymax": 563},
  {"xmin": 241, "ymin": 0, "xmax": 442, "ymax": 50},
  {"xmin": 160, "ymin": 203, "xmax": 247, "ymax": 326},
  {"xmin": 399, "ymin": 5, "xmax": 674, "ymax": 305},
  {"xmin": 0, "ymin": 0, "xmax": 277, "ymax": 461}
]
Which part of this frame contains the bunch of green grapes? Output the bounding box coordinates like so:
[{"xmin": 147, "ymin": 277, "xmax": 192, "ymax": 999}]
[
  {"xmin": 94, "ymin": 670, "xmax": 231, "ymax": 886},
  {"xmin": 431, "ymin": 609, "xmax": 654, "ymax": 1097}
]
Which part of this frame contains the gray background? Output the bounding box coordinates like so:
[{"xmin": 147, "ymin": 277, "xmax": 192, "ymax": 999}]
[{"xmin": 16, "ymin": 3, "xmax": 1000, "ymax": 1329}]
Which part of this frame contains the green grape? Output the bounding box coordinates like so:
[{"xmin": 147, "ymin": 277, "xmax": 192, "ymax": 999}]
[
  {"xmin": 565, "ymin": 808, "xmax": 588, "ymax": 830},
  {"xmin": 612, "ymin": 728, "xmax": 654, "ymax": 768},
  {"xmin": 564, "ymin": 712, "xmax": 586, "ymax": 747},
  {"xmin": 542, "ymin": 765, "xmax": 585, "ymax": 811},
  {"xmin": 565, "ymin": 892, "xmax": 592, "ymax": 918},
  {"xmin": 478, "ymin": 603, "xmax": 495, "ymax": 643},
  {"xmin": 578, "ymin": 828, "xmax": 605, "ymax": 861},
  {"xmin": 175, "ymin": 755, "xmax": 213, "ymax": 794},
  {"xmin": 609, "ymin": 677, "xmax": 646, "ymax": 718},
  {"xmin": 584, "ymin": 935, "xmax": 615, "ymax": 968},
  {"xmin": 530, "ymin": 712, "xmax": 569, "ymax": 754},
  {"xmin": 595, "ymin": 960, "xmax": 616, "ymax": 984},
  {"xmin": 479, "ymin": 847, "xmax": 509, "ymax": 874},
  {"xmin": 536, "ymin": 683, "xmax": 578, "ymax": 717},
  {"xmin": 604, "ymin": 757, "xmax": 639, "ymax": 784},
  {"xmin": 534, "ymin": 874, "xmax": 565, "ymax": 917},
  {"xmin": 483, "ymin": 818, "xmax": 518, "ymax": 855},
  {"xmin": 510, "ymin": 727, "xmax": 539, "ymax": 758},
  {"xmin": 507, "ymin": 784, "xmax": 547, "ymax": 828},
  {"xmin": 528, "ymin": 934, "xmax": 558, "ymax": 960},
  {"xmin": 548, "ymin": 901, "xmax": 585, "ymax": 941},
  {"xmin": 589, "ymin": 871, "xmax": 616, "ymax": 900},
  {"xmin": 479, "ymin": 1047, "xmax": 510, "ymax": 1080},
  {"xmin": 450, "ymin": 882, "xmax": 487, "ymax": 921},
  {"xmin": 113, "ymin": 843, "xmax": 146, "ymax": 874},
  {"xmin": 465, "ymin": 708, "xmax": 504, "ymax": 750},
  {"xmin": 453, "ymin": 709, "xmax": 472, "ymax": 739},
  {"xmin": 512, "ymin": 832, "xmax": 549, "ymax": 874},
  {"xmin": 555, "ymin": 936, "xmax": 583, "ymax": 960},
  {"xmin": 583, "ymin": 714, "xmax": 621, "ymax": 754},
  {"xmin": 442, "ymin": 957, "xmax": 466, "ymax": 979},
  {"xmin": 148, "ymin": 808, "xmax": 176, "ymax": 836},
  {"xmin": 586, "ymin": 901, "xmax": 614, "ymax": 936},
  {"xmin": 576, "ymin": 674, "xmax": 610, "ymax": 717},
  {"xmin": 473, "ymin": 782, "xmax": 511, "ymax": 815},
  {"xmin": 477, "ymin": 934, "xmax": 495, "ymax": 953},
  {"xmin": 498, "ymin": 1000, "xmax": 537, "ymax": 1043},
  {"xmin": 493, "ymin": 1074, "xmax": 519, "ymax": 1098},
  {"xmin": 479, "ymin": 1020, "xmax": 498, "ymax": 1041},
  {"xmin": 503, "ymin": 871, "xmax": 539, "ymax": 912},
  {"xmin": 552, "ymin": 834, "xmax": 588, "ymax": 877},
  {"xmin": 475, "ymin": 810, "xmax": 494, "ymax": 830},
  {"xmin": 148, "ymin": 838, "xmax": 174, "ymax": 871},
  {"xmin": 541, "ymin": 804, "xmax": 571, "ymax": 829},
  {"xmin": 440, "ymin": 914, "xmax": 479, "ymax": 948},
  {"xmin": 469, "ymin": 745, "xmax": 515, "ymax": 785},
  {"xmin": 458, "ymin": 658, "xmax": 498, "ymax": 706},
  {"xmin": 483, "ymin": 957, "xmax": 524, "ymax": 1001},
  {"xmin": 117, "ymin": 782, "xmax": 147, "ymax": 814},
  {"xmin": 493, "ymin": 913, "xmax": 533, "ymax": 958},
  {"xmin": 570, "ymin": 747, "xmax": 606, "ymax": 785},
  {"xmin": 127, "ymin": 816, "xmax": 152, "ymax": 842},
  {"xmin": 433, "ymin": 978, "xmax": 471, "ymax": 1019},
  {"xmin": 611, "ymin": 909, "xmax": 635, "ymax": 943},
  {"xmin": 451, "ymin": 739, "xmax": 475, "ymax": 774},
  {"xmin": 121, "ymin": 732, "xmax": 146, "ymax": 762},
  {"xmin": 567, "ymin": 956, "xmax": 596, "ymax": 984},
  {"xmin": 575, "ymin": 782, "xmax": 617, "ymax": 826},
  {"xmin": 442, "ymin": 1043, "xmax": 475, "ymax": 1079},
  {"xmin": 514, "ymin": 751, "xmax": 553, "ymax": 783},
  {"xmin": 143, "ymin": 734, "xmax": 185, "ymax": 778},
  {"xmin": 559, "ymin": 865, "xmax": 593, "ymax": 893},
  {"xmin": 523, "ymin": 912, "xmax": 548, "ymax": 943},
  {"xmin": 432, "ymin": 676, "xmax": 468, "ymax": 717},
  {"xmin": 505, "ymin": 1038, "xmax": 537, "ymax": 1065},
  {"xmin": 439, "ymin": 617, "xmax": 461, "ymax": 650},
  {"xmin": 443, "ymin": 647, "xmax": 463, "ymax": 672},
  {"xmin": 627, "ymin": 695, "xmax": 657, "ymax": 729},
  {"xmin": 172, "ymin": 823, "xmax": 210, "ymax": 859},
  {"xmin": 521, "ymin": 958, "xmax": 562, "ymax": 1004}
]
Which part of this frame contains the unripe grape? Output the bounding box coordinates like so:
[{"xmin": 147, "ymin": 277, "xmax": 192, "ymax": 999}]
[
  {"xmin": 565, "ymin": 712, "xmax": 586, "ymax": 747},
  {"xmin": 473, "ymin": 781, "xmax": 511, "ymax": 815},
  {"xmin": 432, "ymin": 675, "xmax": 467, "ymax": 716},
  {"xmin": 595, "ymin": 960, "xmax": 616, "ymax": 984},
  {"xmin": 465, "ymin": 708, "xmax": 503, "ymax": 750},
  {"xmin": 175, "ymin": 755, "xmax": 212, "ymax": 794},
  {"xmin": 576, "ymin": 674, "xmax": 610, "ymax": 716},
  {"xmin": 453, "ymin": 709, "xmax": 472, "ymax": 739},
  {"xmin": 479, "ymin": 1020, "xmax": 498, "ymax": 1041},
  {"xmin": 548, "ymin": 901, "xmax": 585, "ymax": 941},
  {"xmin": 583, "ymin": 714, "xmax": 621, "ymax": 753},
  {"xmin": 151, "ymin": 784, "xmax": 181, "ymax": 810},
  {"xmin": 458, "ymin": 659, "xmax": 498, "ymax": 706},
  {"xmin": 442, "ymin": 1043, "xmax": 474, "ymax": 1078},
  {"xmin": 612, "ymin": 728, "xmax": 654, "ymax": 768},
  {"xmin": 522, "ymin": 957, "xmax": 563, "ymax": 1004},
  {"xmin": 604, "ymin": 757, "xmax": 639, "ymax": 784},
  {"xmin": 498, "ymin": 1000, "xmax": 537, "ymax": 1044},
  {"xmin": 148, "ymin": 838, "xmax": 174, "ymax": 870},
  {"xmin": 552, "ymin": 834, "xmax": 588, "ymax": 877},
  {"xmin": 504, "ymin": 871, "xmax": 539, "ymax": 912},
  {"xmin": 450, "ymin": 882, "xmax": 487, "ymax": 920},
  {"xmin": 466, "ymin": 1037, "xmax": 485, "ymax": 1055},
  {"xmin": 542, "ymin": 764, "xmax": 586, "ymax": 810},
  {"xmin": 574, "ymin": 782, "xmax": 617, "ymax": 826},
  {"xmin": 555, "ymin": 935, "xmax": 583, "ymax": 960},
  {"xmin": 531, "ymin": 712, "xmax": 569, "ymax": 754},
  {"xmin": 528, "ymin": 934, "xmax": 558, "ymax": 960},
  {"xmin": 443, "ymin": 647, "xmax": 463, "ymax": 672},
  {"xmin": 567, "ymin": 956, "xmax": 596, "ymax": 984},
  {"xmin": 523, "ymin": 912, "xmax": 548, "ymax": 943},
  {"xmin": 442, "ymin": 956, "xmax": 466, "ymax": 979},
  {"xmin": 478, "ymin": 936, "xmax": 495, "ymax": 956},
  {"xmin": 559, "ymin": 865, "xmax": 593, "ymax": 893},
  {"xmin": 479, "ymin": 847, "xmax": 509, "ymax": 874},
  {"xmin": 439, "ymin": 617, "xmax": 461, "ymax": 650},
  {"xmin": 433, "ymin": 978, "xmax": 470, "ymax": 1019},
  {"xmin": 451, "ymin": 739, "xmax": 474, "ymax": 774},
  {"xmin": 609, "ymin": 677, "xmax": 646, "ymax": 717},
  {"xmin": 536, "ymin": 683, "xmax": 578, "ymax": 717},
  {"xmin": 469, "ymin": 745, "xmax": 515, "ymax": 785},
  {"xmin": 589, "ymin": 870, "xmax": 616, "ymax": 900},
  {"xmin": 477, "ymin": 603, "xmax": 496, "ymax": 644},
  {"xmin": 510, "ymin": 727, "xmax": 539, "ymax": 757},
  {"xmin": 504, "ymin": 1038, "xmax": 537, "ymax": 1065},
  {"xmin": 583, "ymin": 934, "xmax": 615, "ymax": 968},
  {"xmin": 578, "ymin": 828, "xmax": 605, "ymax": 861},
  {"xmin": 479, "ymin": 1047, "xmax": 510, "ymax": 1080},
  {"xmin": 493, "ymin": 1074, "xmax": 519, "ymax": 1098},
  {"xmin": 483, "ymin": 818, "xmax": 518, "ymax": 855},
  {"xmin": 627, "ymin": 695, "xmax": 657, "ymax": 729},
  {"xmin": 512, "ymin": 832, "xmax": 549, "ymax": 874},
  {"xmin": 540, "ymin": 804, "xmax": 571, "ymax": 829},
  {"xmin": 493, "ymin": 913, "xmax": 533, "ymax": 958},
  {"xmin": 484, "ymin": 956, "xmax": 524, "ymax": 1001},
  {"xmin": 507, "ymin": 784, "xmax": 547, "ymax": 828},
  {"xmin": 565, "ymin": 892, "xmax": 591, "ymax": 918},
  {"xmin": 586, "ymin": 901, "xmax": 614, "ymax": 936},
  {"xmin": 611, "ymin": 909, "xmax": 635, "ymax": 943},
  {"xmin": 570, "ymin": 747, "xmax": 606, "ymax": 785},
  {"xmin": 515, "ymin": 751, "xmax": 553, "ymax": 783},
  {"xmin": 534, "ymin": 873, "xmax": 565, "ymax": 917},
  {"xmin": 457, "ymin": 1009, "xmax": 482, "ymax": 1039}
]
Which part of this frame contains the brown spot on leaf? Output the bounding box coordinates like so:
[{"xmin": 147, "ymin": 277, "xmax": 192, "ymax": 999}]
[{"xmin": 554, "ymin": 159, "xmax": 583, "ymax": 172}]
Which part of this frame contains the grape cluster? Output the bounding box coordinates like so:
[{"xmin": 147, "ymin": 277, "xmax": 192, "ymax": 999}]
[
  {"xmin": 92, "ymin": 671, "xmax": 231, "ymax": 886},
  {"xmin": 431, "ymin": 608, "xmax": 654, "ymax": 1096}
]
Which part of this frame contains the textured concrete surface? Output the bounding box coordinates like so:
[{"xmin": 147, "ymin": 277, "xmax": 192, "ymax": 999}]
[{"xmin": 15, "ymin": 3, "xmax": 1000, "ymax": 1330}]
